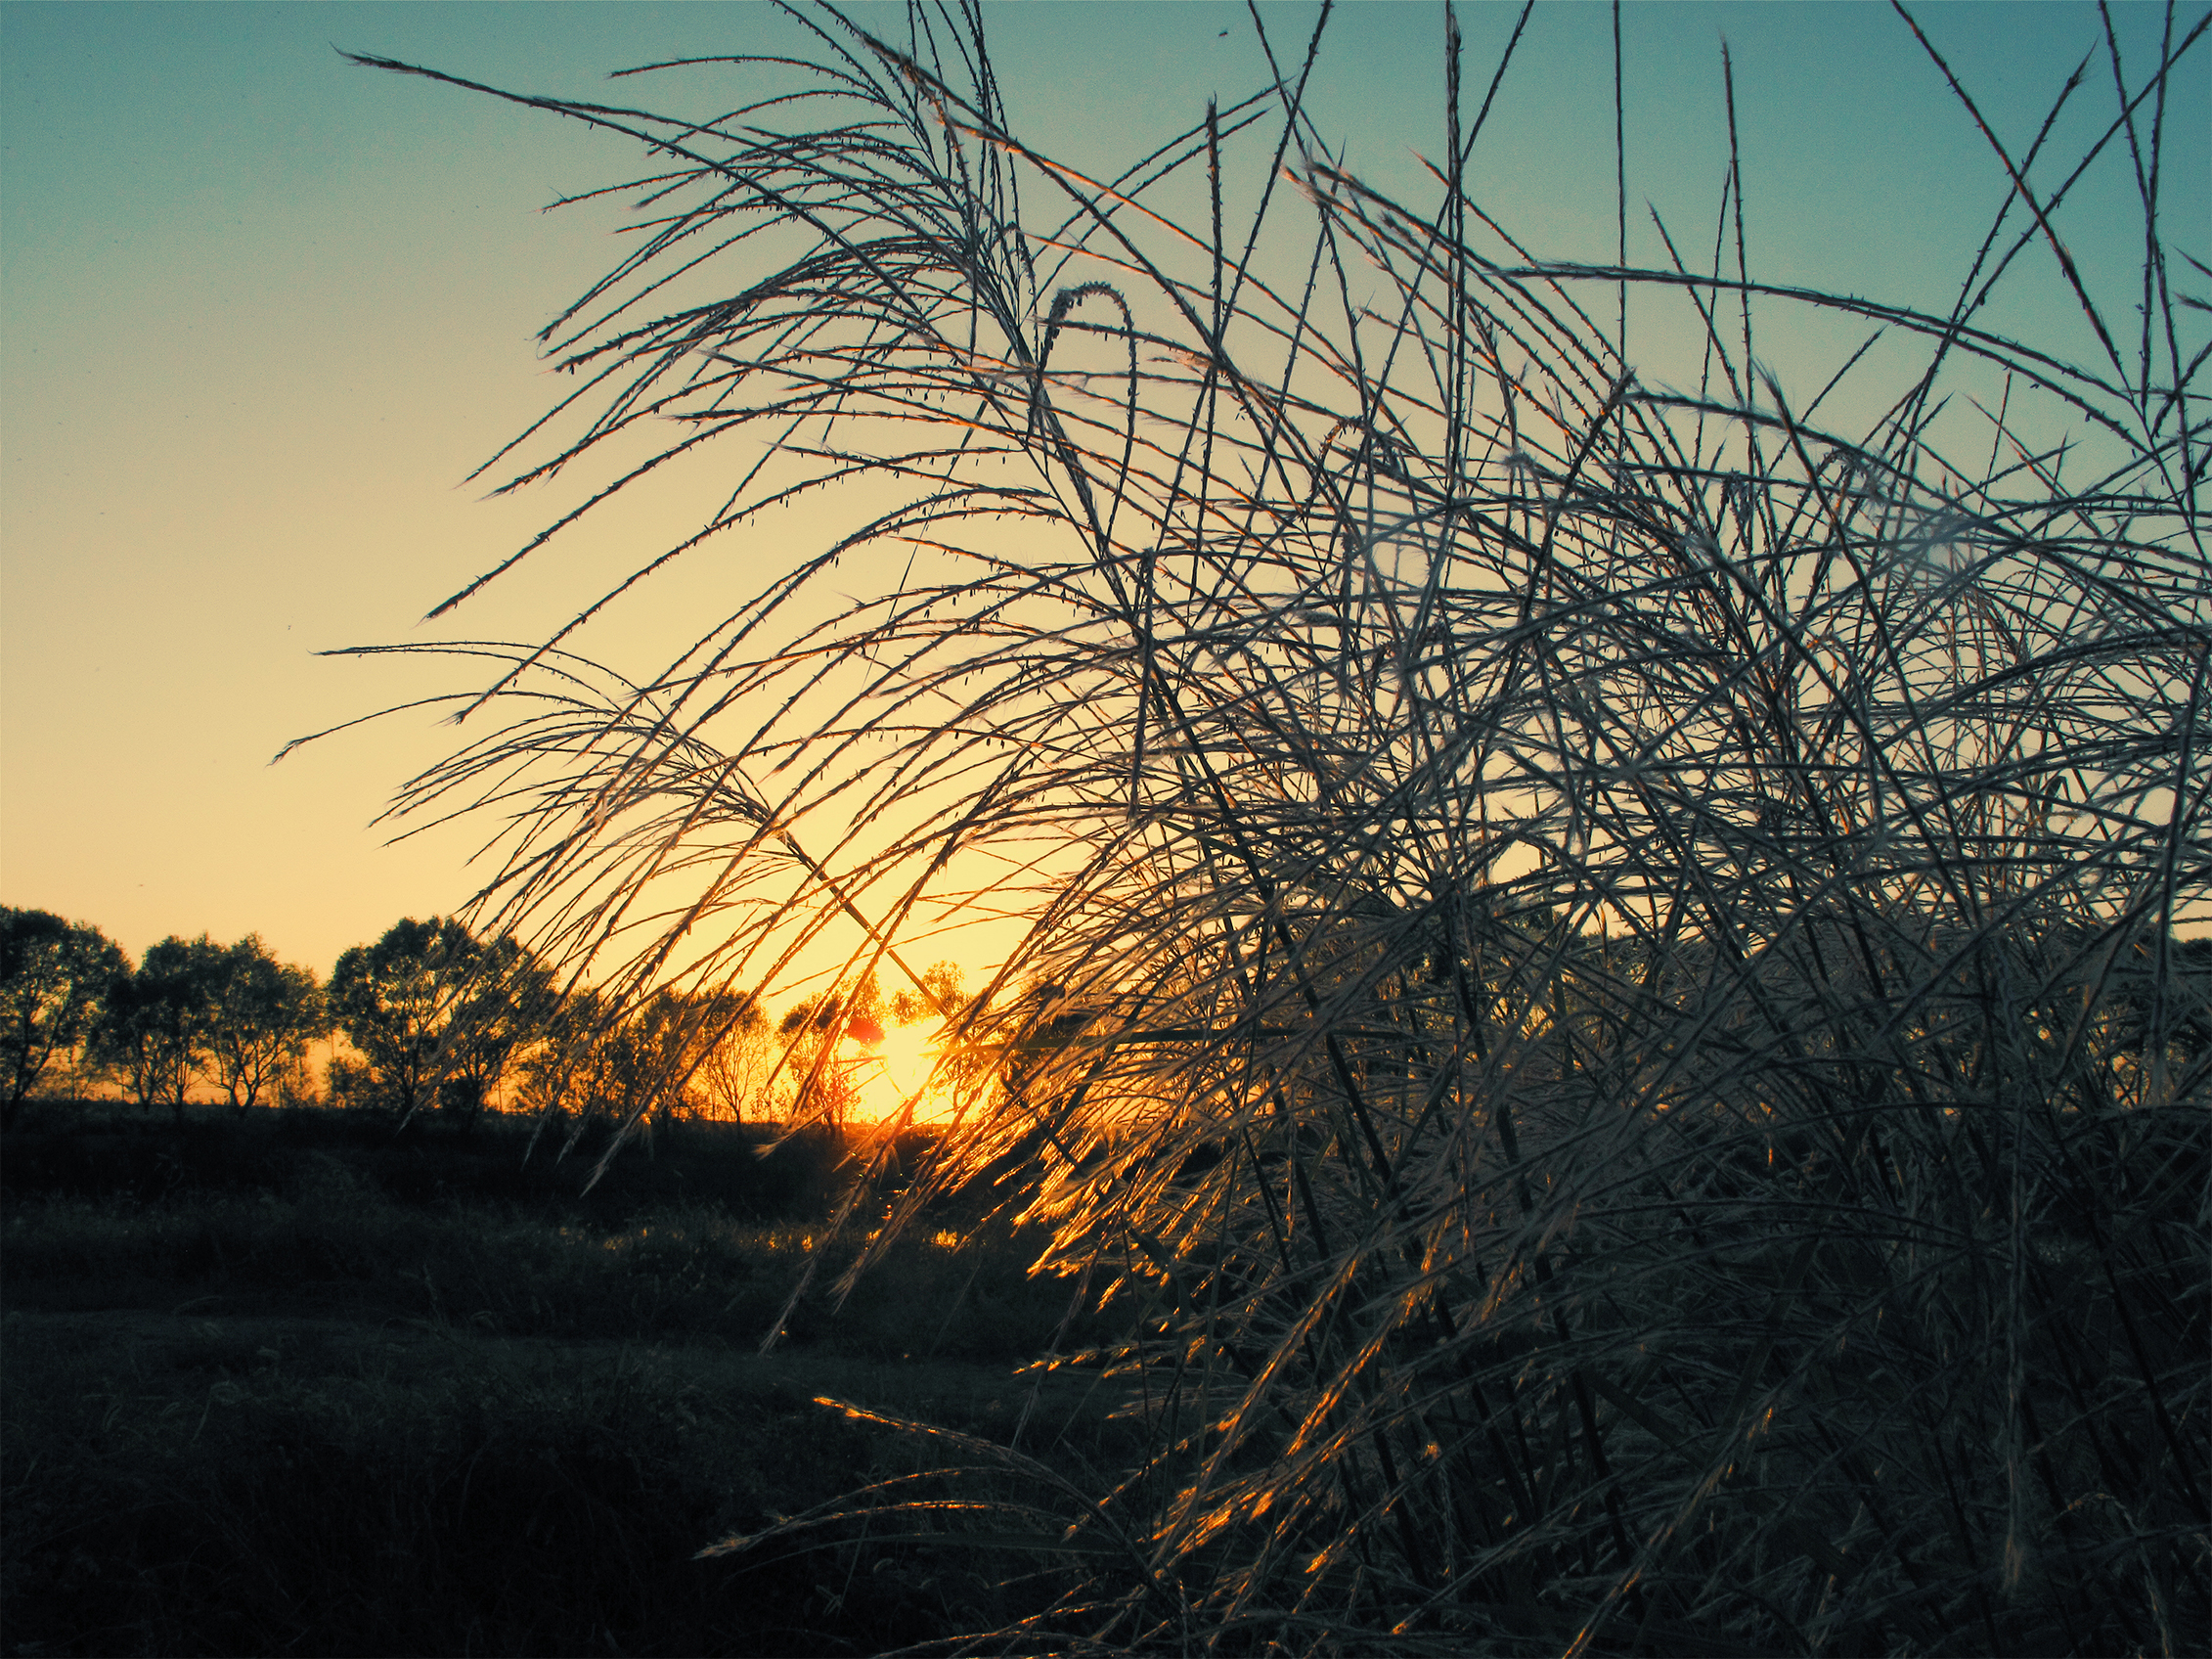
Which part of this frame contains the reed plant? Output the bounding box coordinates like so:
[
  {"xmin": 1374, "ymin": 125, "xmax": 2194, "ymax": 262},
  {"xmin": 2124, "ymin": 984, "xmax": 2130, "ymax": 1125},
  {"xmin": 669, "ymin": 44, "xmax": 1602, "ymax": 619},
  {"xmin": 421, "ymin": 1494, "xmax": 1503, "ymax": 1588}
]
[{"xmin": 338, "ymin": 3, "xmax": 2209, "ymax": 1650}]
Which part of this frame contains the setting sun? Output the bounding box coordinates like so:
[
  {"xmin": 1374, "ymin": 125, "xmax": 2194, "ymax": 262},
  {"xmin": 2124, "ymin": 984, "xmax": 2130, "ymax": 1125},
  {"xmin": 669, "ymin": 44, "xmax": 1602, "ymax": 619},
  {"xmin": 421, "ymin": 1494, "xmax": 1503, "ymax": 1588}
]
[{"xmin": 848, "ymin": 1018, "xmax": 952, "ymax": 1123}]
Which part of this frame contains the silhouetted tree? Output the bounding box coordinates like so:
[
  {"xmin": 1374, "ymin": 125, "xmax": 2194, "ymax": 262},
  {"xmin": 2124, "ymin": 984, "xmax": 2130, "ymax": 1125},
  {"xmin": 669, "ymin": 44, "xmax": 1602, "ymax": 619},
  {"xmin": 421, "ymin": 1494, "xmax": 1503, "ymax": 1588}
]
[
  {"xmin": 330, "ymin": 918, "xmax": 549, "ymax": 1121},
  {"xmin": 692, "ymin": 987, "xmax": 771, "ymax": 1122},
  {"xmin": 0, "ymin": 908, "xmax": 127, "ymax": 1124},
  {"xmin": 885, "ymin": 960, "xmax": 965, "ymax": 1027},
  {"xmin": 521, "ymin": 985, "xmax": 742, "ymax": 1144},
  {"xmin": 202, "ymin": 935, "xmax": 328, "ymax": 1118},
  {"xmin": 331, "ymin": 918, "xmax": 465, "ymax": 1116},
  {"xmin": 95, "ymin": 935, "xmax": 222, "ymax": 1124},
  {"xmin": 778, "ymin": 979, "xmax": 884, "ymax": 1133}
]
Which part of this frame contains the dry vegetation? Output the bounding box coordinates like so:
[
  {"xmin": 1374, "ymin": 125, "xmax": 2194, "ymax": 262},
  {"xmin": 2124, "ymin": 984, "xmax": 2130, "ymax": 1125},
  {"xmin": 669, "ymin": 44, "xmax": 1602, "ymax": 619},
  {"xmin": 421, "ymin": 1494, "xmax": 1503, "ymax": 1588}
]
[{"xmin": 338, "ymin": 3, "xmax": 2207, "ymax": 1651}]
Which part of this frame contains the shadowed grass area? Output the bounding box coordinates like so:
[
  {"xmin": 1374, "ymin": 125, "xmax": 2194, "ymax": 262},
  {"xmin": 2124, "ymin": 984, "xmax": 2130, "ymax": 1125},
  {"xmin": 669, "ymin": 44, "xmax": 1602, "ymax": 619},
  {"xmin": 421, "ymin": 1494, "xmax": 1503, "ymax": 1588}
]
[
  {"xmin": 0, "ymin": 1104, "xmax": 851, "ymax": 1221},
  {"xmin": 3, "ymin": 1178, "xmax": 1129, "ymax": 1656},
  {"xmin": 2, "ymin": 1310, "xmax": 1089, "ymax": 1656},
  {"xmin": 1, "ymin": 1170, "xmax": 1086, "ymax": 1357}
]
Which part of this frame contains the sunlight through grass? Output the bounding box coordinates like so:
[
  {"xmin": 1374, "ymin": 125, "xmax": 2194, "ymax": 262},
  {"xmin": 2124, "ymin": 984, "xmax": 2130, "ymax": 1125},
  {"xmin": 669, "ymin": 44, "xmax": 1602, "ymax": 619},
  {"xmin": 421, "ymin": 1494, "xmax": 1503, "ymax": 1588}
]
[
  {"xmin": 343, "ymin": 5, "xmax": 2209, "ymax": 1650},
  {"xmin": 851, "ymin": 1019, "xmax": 953, "ymax": 1124}
]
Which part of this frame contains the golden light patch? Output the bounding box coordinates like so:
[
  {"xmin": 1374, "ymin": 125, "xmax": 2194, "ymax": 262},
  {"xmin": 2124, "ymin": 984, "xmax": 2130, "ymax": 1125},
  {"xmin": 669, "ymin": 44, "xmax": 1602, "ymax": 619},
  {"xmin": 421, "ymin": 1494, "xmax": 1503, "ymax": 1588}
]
[{"xmin": 849, "ymin": 1019, "xmax": 951, "ymax": 1122}]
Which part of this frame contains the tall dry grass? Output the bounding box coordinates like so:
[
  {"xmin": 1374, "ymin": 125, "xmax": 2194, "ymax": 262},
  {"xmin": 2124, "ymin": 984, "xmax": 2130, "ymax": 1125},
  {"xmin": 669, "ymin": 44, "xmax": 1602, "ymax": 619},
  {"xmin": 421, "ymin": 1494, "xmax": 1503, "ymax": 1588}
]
[{"xmin": 338, "ymin": 4, "xmax": 2208, "ymax": 1649}]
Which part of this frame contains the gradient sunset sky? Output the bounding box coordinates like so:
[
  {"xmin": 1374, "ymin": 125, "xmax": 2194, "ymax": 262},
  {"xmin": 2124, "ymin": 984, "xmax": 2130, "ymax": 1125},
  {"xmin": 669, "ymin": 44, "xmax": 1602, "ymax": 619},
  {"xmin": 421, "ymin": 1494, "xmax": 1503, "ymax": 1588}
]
[{"xmin": 3, "ymin": 1, "xmax": 2202, "ymax": 984}]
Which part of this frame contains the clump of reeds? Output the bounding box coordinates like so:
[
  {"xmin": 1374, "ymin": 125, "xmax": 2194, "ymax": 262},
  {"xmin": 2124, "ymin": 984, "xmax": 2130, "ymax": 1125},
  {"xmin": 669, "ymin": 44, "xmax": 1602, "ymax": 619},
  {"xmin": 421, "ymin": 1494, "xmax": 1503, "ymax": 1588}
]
[{"xmin": 341, "ymin": 4, "xmax": 2209, "ymax": 1650}]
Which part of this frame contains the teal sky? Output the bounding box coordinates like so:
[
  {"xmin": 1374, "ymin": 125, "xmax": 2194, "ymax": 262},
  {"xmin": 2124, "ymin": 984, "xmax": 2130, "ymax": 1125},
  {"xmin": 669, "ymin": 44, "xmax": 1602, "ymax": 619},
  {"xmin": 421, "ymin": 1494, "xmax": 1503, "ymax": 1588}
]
[{"xmin": 3, "ymin": 1, "xmax": 2203, "ymax": 979}]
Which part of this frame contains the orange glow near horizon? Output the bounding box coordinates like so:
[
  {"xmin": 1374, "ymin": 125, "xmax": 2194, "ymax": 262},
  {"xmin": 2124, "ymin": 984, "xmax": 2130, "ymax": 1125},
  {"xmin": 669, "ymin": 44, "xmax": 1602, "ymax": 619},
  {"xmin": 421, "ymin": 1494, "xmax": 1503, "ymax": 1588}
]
[{"xmin": 846, "ymin": 1018, "xmax": 958, "ymax": 1125}]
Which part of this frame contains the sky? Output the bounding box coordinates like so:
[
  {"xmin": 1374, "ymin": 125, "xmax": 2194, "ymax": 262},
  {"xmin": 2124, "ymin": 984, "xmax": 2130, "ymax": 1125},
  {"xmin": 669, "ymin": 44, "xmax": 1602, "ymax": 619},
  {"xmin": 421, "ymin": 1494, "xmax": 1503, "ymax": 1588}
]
[{"xmin": 3, "ymin": 0, "xmax": 2204, "ymax": 992}]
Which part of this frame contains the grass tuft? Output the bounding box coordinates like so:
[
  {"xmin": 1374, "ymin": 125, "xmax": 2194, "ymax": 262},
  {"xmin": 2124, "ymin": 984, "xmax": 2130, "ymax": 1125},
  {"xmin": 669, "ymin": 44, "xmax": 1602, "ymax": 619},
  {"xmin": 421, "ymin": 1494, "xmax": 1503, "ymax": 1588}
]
[{"xmin": 331, "ymin": 6, "xmax": 2210, "ymax": 1651}]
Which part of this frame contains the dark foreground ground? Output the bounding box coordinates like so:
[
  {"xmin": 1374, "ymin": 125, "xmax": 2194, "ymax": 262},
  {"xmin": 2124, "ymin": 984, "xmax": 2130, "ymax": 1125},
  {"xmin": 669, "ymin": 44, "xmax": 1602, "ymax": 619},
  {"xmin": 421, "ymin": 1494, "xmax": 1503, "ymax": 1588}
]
[{"xmin": 1, "ymin": 1108, "xmax": 1127, "ymax": 1656}]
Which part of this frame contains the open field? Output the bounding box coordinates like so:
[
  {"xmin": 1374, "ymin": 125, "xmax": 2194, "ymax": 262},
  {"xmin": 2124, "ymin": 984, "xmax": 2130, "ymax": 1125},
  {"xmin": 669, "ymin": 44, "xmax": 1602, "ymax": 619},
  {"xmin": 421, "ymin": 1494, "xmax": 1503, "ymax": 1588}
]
[{"xmin": 2, "ymin": 1113, "xmax": 1129, "ymax": 1656}]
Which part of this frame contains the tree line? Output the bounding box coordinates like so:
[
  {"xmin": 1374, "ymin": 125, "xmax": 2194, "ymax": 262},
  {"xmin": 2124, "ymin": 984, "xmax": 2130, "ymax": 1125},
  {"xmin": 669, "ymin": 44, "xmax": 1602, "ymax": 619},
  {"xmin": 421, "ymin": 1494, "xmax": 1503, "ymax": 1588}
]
[{"xmin": 0, "ymin": 907, "xmax": 871, "ymax": 1133}]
